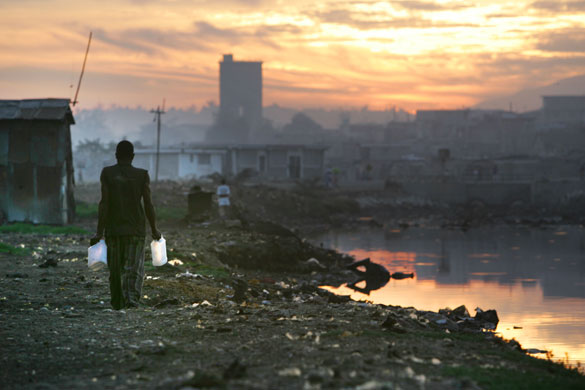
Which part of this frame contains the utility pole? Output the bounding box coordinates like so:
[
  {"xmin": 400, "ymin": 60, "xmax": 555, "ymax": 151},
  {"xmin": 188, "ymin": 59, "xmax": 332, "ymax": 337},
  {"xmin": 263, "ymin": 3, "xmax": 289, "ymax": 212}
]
[{"xmin": 150, "ymin": 99, "xmax": 165, "ymax": 183}]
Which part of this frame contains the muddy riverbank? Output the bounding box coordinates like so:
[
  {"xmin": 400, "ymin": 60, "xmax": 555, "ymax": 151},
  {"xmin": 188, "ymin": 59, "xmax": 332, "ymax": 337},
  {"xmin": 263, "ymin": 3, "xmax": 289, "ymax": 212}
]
[{"xmin": 1, "ymin": 183, "xmax": 584, "ymax": 389}]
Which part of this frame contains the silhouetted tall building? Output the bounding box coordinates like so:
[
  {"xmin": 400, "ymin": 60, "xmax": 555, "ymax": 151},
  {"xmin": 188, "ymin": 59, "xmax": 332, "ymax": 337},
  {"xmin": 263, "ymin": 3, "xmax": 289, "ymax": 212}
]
[{"xmin": 219, "ymin": 54, "xmax": 262, "ymax": 134}]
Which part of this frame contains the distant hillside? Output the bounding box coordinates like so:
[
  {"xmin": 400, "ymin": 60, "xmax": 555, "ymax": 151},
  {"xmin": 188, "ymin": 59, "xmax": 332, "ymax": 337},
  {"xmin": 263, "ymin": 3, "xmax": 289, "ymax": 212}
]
[{"xmin": 474, "ymin": 74, "xmax": 585, "ymax": 112}]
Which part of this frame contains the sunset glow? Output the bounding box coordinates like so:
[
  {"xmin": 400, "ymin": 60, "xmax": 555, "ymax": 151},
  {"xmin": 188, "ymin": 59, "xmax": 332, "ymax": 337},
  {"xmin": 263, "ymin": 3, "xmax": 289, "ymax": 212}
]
[{"xmin": 1, "ymin": 0, "xmax": 585, "ymax": 110}]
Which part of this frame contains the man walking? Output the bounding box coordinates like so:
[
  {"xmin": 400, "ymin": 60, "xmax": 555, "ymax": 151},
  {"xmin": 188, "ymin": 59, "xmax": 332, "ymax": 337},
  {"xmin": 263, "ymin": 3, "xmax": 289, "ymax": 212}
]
[{"xmin": 90, "ymin": 141, "xmax": 161, "ymax": 309}]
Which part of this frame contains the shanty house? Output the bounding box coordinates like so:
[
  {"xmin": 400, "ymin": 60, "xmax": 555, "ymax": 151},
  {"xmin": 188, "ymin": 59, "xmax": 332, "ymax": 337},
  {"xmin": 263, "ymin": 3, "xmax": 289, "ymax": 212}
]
[{"xmin": 0, "ymin": 99, "xmax": 75, "ymax": 224}]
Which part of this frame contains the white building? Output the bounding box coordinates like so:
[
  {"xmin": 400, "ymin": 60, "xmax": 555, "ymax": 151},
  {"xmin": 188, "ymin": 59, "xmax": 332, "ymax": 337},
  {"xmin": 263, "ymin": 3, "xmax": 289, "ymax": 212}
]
[
  {"xmin": 133, "ymin": 147, "xmax": 226, "ymax": 180},
  {"xmin": 133, "ymin": 144, "xmax": 327, "ymax": 181}
]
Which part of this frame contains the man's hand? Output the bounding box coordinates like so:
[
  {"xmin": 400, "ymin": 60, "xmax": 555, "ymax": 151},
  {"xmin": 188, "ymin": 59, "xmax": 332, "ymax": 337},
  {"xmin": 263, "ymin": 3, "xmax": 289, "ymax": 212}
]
[
  {"xmin": 152, "ymin": 229, "xmax": 162, "ymax": 241},
  {"xmin": 90, "ymin": 234, "xmax": 103, "ymax": 246}
]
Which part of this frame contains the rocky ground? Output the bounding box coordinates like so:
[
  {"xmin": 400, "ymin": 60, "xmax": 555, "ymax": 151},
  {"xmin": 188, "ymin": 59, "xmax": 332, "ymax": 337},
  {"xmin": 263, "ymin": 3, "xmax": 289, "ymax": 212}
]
[{"xmin": 1, "ymin": 181, "xmax": 585, "ymax": 389}]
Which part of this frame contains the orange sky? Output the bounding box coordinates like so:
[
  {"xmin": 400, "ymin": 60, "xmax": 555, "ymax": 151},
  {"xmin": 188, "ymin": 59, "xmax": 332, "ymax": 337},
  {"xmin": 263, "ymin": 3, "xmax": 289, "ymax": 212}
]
[{"xmin": 1, "ymin": 0, "xmax": 585, "ymax": 110}]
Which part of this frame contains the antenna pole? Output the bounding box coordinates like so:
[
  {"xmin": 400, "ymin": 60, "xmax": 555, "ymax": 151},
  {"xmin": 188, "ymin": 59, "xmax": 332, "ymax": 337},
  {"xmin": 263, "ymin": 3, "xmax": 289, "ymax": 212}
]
[
  {"xmin": 150, "ymin": 101, "xmax": 166, "ymax": 183},
  {"xmin": 73, "ymin": 31, "xmax": 92, "ymax": 106}
]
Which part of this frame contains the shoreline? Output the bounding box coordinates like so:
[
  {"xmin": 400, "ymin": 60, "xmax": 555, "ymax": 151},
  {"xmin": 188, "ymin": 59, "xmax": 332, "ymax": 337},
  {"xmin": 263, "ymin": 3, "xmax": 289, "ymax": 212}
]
[
  {"xmin": 1, "ymin": 182, "xmax": 584, "ymax": 389},
  {"xmin": 1, "ymin": 219, "xmax": 584, "ymax": 389}
]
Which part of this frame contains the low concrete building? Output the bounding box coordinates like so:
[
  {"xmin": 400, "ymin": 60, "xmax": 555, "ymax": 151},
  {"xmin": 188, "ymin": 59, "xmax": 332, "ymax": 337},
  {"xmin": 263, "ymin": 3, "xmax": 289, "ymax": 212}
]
[
  {"xmin": 132, "ymin": 144, "xmax": 327, "ymax": 181},
  {"xmin": 0, "ymin": 99, "xmax": 75, "ymax": 224},
  {"xmin": 133, "ymin": 147, "xmax": 226, "ymax": 180},
  {"xmin": 228, "ymin": 144, "xmax": 326, "ymax": 180}
]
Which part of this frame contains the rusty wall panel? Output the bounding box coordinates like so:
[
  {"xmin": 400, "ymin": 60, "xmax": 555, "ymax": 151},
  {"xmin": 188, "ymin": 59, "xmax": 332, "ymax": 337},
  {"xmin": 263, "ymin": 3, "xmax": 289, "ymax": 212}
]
[
  {"xmin": 37, "ymin": 165, "xmax": 61, "ymax": 199},
  {"xmin": 0, "ymin": 165, "xmax": 7, "ymax": 217},
  {"xmin": 56, "ymin": 124, "xmax": 66, "ymax": 163},
  {"xmin": 31, "ymin": 130, "xmax": 57, "ymax": 167},
  {"xmin": 8, "ymin": 124, "xmax": 30, "ymax": 163},
  {"xmin": 36, "ymin": 165, "xmax": 62, "ymax": 224},
  {"xmin": 0, "ymin": 129, "xmax": 8, "ymax": 166},
  {"xmin": 10, "ymin": 162, "xmax": 34, "ymax": 220}
]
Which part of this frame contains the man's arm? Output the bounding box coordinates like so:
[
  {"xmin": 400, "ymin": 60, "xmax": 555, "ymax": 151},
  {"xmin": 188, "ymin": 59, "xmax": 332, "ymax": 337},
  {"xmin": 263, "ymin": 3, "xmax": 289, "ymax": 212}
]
[
  {"xmin": 143, "ymin": 171, "xmax": 161, "ymax": 240},
  {"xmin": 90, "ymin": 170, "xmax": 108, "ymax": 246}
]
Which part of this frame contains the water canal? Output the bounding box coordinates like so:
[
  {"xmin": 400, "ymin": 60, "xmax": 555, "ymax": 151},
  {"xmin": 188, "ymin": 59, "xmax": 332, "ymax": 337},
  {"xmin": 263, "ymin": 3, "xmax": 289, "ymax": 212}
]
[{"xmin": 316, "ymin": 225, "xmax": 585, "ymax": 368}]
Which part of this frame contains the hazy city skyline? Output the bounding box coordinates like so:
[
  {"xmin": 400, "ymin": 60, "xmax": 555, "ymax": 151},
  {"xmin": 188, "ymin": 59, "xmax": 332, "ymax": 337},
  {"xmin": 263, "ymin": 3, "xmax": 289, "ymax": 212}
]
[{"xmin": 1, "ymin": 0, "xmax": 585, "ymax": 110}]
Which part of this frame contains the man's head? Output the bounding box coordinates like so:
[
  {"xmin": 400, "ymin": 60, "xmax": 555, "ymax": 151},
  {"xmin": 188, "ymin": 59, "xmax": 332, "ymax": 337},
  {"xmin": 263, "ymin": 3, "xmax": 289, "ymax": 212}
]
[{"xmin": 116, "ymin": 140, "xmax": 134, "ymax": 162}]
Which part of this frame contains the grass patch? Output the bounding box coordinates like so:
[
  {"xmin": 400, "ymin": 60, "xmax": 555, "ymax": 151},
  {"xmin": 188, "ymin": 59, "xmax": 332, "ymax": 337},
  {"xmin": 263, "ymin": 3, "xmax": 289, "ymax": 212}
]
[
  {"xmin": 75, "ymin": 202, "xmax": 185, "ymax": 221},
  {"xmin": 442, "ymin": 365, "xmax": 585, "ymax": 390},
  {"xmin": 76, "ymin": 201, "xmax": 98, "ymax": 218},
  {"xmin": 0, "ymin": 223, "xmax": 89, "ymax": 235},
  {"xmin": 0, "ymin": 242, "xmax": 31, "ymax": 256},
  {"xmin": 321, "ymin": 329, "xmax": 347, "ymax": 338},
  {"xmin": 157, "ymin": 206, "xmax": 186, "ymax": 221},
  {"xmin": 191, "ymin": 264, "xmax": 230, "ymax": 279}
]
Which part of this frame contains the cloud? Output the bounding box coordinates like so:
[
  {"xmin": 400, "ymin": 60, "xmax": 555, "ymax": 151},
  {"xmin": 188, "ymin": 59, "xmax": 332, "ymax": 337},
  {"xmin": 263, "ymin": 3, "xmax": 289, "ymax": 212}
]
[
  {"xmin": 313, "ymin": 8, "xmax": 475, "ymax": 30},
  {"xmin": 473, "ymin": 52, "xmax": 585, "ymax": 80},
  {"xmin": 93, "ymin": 28, "xmax": 158, "ymax": 55},
  {"xmin": 125, "ymin": 0, "xmax": 268, "ymax": 6},
  {"xmin": 91, "ymin": 19, "xmax": 295, "ymax": 57},
  {"xmin": 395, "ymin": 1, "xmax": 472, "ymax": 11},
  {"xmin": 536, "ymin": 30, "xmax": 585, "ymax": 53},
  {"xmin": 192, "ymin": 21, "xmax": 286, "ymax": 50},
  {"xmin": 530, "ymin": 1, "xmax": 585, "ymax": 12}
]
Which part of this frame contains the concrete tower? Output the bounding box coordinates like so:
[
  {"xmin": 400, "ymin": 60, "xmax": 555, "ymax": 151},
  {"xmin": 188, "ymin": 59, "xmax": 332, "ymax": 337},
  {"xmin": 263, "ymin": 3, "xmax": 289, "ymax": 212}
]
[{"xmin": 219, "ymin": 54, "xmax": 263, "ymax": 133}]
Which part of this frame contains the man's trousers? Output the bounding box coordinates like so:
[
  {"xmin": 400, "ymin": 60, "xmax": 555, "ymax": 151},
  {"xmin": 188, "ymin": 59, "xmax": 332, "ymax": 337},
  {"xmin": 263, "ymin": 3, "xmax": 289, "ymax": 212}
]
[{"xmin": 105, "ymin": 236, "xmax": 145, "ymax": 310}]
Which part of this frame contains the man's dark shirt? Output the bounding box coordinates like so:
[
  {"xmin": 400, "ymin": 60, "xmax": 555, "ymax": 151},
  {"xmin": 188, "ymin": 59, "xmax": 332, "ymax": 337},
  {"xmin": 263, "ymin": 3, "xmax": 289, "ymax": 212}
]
[{"xmin": 99, "ymin": 162, "xmax": 150, "ymax": 237}]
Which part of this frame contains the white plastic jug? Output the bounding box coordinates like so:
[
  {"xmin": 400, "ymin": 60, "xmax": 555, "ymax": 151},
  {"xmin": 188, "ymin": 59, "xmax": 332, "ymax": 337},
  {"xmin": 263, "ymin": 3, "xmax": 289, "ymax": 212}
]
[
  {"xmin": 88, "ymin": 239, "xmax": 107, "ymax": 271},
  {"xmin": 151, "ymin": 236, "xmax": 167, "ymax": 266}
]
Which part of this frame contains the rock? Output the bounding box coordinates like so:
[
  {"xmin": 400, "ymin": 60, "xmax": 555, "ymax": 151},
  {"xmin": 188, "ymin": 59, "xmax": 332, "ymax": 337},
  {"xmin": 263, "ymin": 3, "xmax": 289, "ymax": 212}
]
[
  {"xmin": 474, "ymin": 308, "xmax": 499, "ymax": 329},
  {"xmin": 390, "ymin": 272, "xmax": 414, "ymax": 280},
  {"xmin": 452, "ymin": 305, "xmax": 470, "ymax": 318},
  {"xmin": 224, "ymin": 219, "xmax": 242, "ymax": 229},
  {"xmin": 39, "ymin": 258, "xmax": 58, "ymax": 268},
  {"xmin": 175, "ymin": 271, "xmax": 203, "ymax": 279},
  {"xmin": 180, "ymin": 372, "xmax": 224, "ymax": 388},
  {"xmin": 137, "ymin": 340, "xmax": 166, "ymax": 355},
  {"xmin": 305, "ymin": 258, "xmax": 326, "ymax": 270},
  {"xmin": 327, "ymin": 294, "xmax": 351, "ymax": 304},
  {"xmin": 278, "ymin": 367, "xmax": 301, "ymax": 377},
  {"xmin": 307, "ymin": 367, "xmax": 334, "ymax": 384},
  {"xmin": 6, "ymin": 273, "xmax": 28, "ymax": 278},
  {"xmin": 223, "ymin": 358, "xmax": 246, "ymax": 379},
  {"xmin": 381, "ymin": 316, "xmax": 397, "ymax": 329},
  {"xmin": 356, "ymin": 380, "xmax": 394, "ymax": 390},
  {"xmin": 231, "ymin": 279, "xmax": 248, "ymax": 303},
  {"xmin": 507, "ymin": 339, "xmax": 522, "ymax": 350},
  {"xmin": 154, "ymin": 298, "xmax": 180, "ymax": 308},
  {"xmin": 525, "ymin": 348, "xmax": 547, "ymax": 354},
  {"xmin": 381, "ymin": 315, "xmax": 407, "ymax": 333},
  {"xmin": 387, "ymin": 344, "xmax": 400, "ymax": 358}
]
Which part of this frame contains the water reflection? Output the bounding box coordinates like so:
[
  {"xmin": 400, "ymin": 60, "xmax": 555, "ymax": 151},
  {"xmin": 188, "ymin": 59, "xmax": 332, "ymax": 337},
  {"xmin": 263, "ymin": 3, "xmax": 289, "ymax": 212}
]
[
  {"xmin": 345, "ymin": 258, "xmax": 416, "ymax": 295},
  {"xmin": 346, "ymin": 258, "xmax": 390, "ymax": 295},
  {"xmin": 317, "ymin": 226, "xmax": 585, "ymax": 368}
]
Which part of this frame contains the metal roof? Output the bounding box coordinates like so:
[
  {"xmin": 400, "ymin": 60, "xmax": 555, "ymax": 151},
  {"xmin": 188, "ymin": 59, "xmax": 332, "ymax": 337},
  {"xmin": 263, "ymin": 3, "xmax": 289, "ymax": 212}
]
[{"xmin": 0, "ymin": 99, "xmax": 74, "ymax": 123}]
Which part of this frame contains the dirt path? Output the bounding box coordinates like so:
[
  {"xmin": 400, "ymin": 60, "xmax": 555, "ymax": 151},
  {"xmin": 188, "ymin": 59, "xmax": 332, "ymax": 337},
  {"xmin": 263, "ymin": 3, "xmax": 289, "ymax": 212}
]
[{"xmin": 1, "ymin": 229, "xmax": 585, "ymax": 390}]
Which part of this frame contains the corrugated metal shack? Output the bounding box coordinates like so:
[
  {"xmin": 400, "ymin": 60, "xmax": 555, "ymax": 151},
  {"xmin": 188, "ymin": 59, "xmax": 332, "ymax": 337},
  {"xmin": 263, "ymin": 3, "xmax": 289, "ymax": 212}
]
[{"xmin": 0, "ymin": 99, "xmax": 75, "ymax": 224}]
